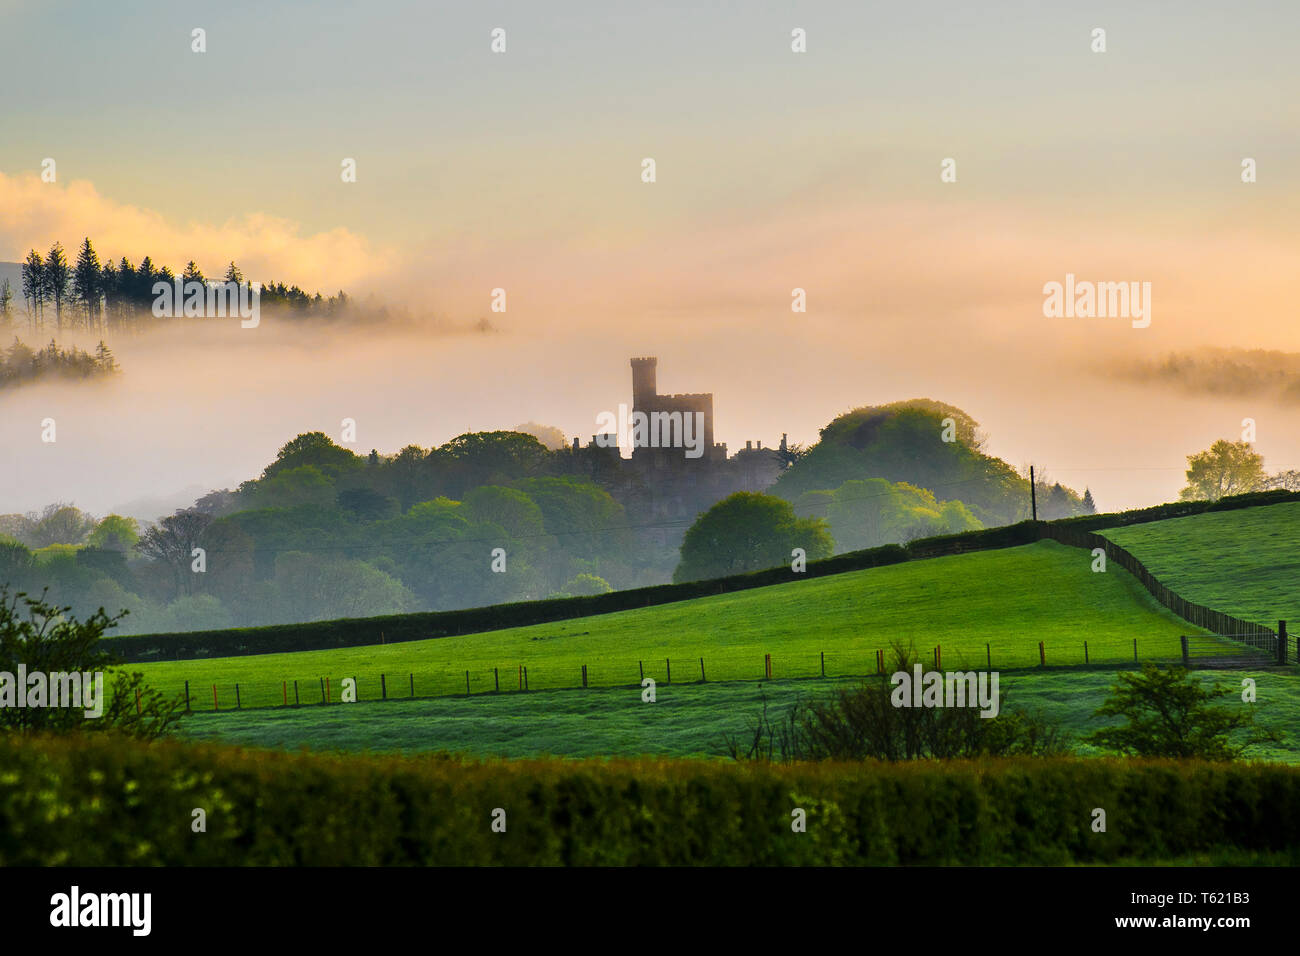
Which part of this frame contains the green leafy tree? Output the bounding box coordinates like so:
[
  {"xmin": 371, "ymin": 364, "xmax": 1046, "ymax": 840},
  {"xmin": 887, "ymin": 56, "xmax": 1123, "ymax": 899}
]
[
  {"xmin": 0, "ymin": 588, "xmax": 183, "ymax": 738},
  {"xmin": 674, "ymin": 492, "xmax": 833, "ymax": 583},
  {"xmin": 1084, "ymin": 663, "xmax": 1280, "ymax": 760},
  {"xmin": 1178, "ymin": 439, "xmax": 1266, "ymax": 501},
  {"xmin": 87, "ymin": 514, "xmax": 139, "ymax": 553}
]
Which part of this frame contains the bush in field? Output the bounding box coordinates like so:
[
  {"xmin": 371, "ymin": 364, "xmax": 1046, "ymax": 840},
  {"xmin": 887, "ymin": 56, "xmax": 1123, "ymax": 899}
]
[
  {"xmin": 725, "ymin": 646, "xmax": 1066, "ymax": 762},
  {"xmin": 1085, "ymin": 662, "xmax": 1281, "ymax": 760},
  {"xmin": 0, "ymin": 588, "xmax": 182, "ymax": 738}
]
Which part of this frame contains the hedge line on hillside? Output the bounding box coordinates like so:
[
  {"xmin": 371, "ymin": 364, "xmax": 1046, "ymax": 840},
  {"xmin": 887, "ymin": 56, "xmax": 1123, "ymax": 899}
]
[
  {"xmin": 2, "ymin": 734, "xmax": 1299, "ymax": 865},
  {"xmin": 108, "ymin": 490, "xmax": 1300, "ymax": 663}
]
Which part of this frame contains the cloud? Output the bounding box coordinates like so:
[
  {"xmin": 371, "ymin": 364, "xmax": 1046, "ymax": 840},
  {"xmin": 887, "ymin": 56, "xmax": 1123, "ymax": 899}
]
[{"xmin": 0, "ymin": 172, "xmax": 393, "ymax": 293}]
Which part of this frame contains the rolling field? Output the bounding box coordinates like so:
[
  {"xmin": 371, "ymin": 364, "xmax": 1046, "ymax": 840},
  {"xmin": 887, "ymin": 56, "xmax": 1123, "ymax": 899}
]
[
  {"xmin": 174, "ymin": 669, "xmax": 1300, "ymax": 763},
  {"xmin": 138, "ymin": 540, "xmax": 1213, "ymax": 711},
  {"xmin": 1102, "ymin": 501, "xmax": 1300, "ymax": 628}
]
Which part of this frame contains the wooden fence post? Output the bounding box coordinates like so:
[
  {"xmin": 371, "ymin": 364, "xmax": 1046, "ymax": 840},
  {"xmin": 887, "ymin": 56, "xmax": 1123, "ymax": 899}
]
[
  {"xmin": 934, "ymin": 646, "xmax": 941, "ymax": 669},
  {"xmin": 235, "ymin": 683, "xmax": 241, "ymax": 709},
  {"xmin": 639, "ymin": 660, "xmax": 644, "ymax": 680},
  {"xmin": 986, "ymin": 643, "xmax": 991, "ymax": 670},
  {"xmin": 1279, "ymin": 621, "xmax": 1288, "ymax": 665},
  {"xmin": 294, "ymin": 680, "xmax": 299, "ymax": 706},
  {"xmin": 184, "ymin": 680, "xmax": 190, "ymax": 713},
  {"xmin": 699, "ymin": 657, "xmax": 706, "ymax": 682},
  {"xmin": 581, "ymin": 664, "xmax": 588, "ymax": 688},
  {"xmin": 381, "ymin": 674, "xmax": 387, "ymax": 700},
  {"xmin": 1038, "ymin": 642, "xmax": 1045, "ymax": 667},
  {"xmin": 495, "ymin": 667, "xmax": 500, "ymax": 692},
  {"xmin": 820, "ymin": 651, "xmax": 825, "ymax": 678},
  {"xmin": 1083, "ymin": 641, "xmax": 1089, "ymax": 665},
  {"xmin": 1180, "ymin": 635, "xmax": 1190, "ymax": 667},
  {"xmin": 1133, "ymin": 638, "xmax": 1138, "ymax": 663},
  {"xmin": 666, "ymin": 658, "xmax": 671, "ymax": 684},
  {"xmin": 409, "ymin": 673, "xmax": 414, "ymax": 697},
  {"xmin": 524, "ymin": 666, "xmax": 529, "ymax": 690},
  {"xmin": 212, "ymin": 685, "xmax": 219, "ymax": 711},
  {"xmin": 466, "ymin": 671, "xmax": 471, "ymax": 695}
]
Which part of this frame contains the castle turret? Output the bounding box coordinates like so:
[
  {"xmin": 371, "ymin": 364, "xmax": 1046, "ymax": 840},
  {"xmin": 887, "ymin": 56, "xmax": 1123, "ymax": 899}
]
[{"xmin": 631, "ymin": 356, "xmax": 658, "ymax": 411}]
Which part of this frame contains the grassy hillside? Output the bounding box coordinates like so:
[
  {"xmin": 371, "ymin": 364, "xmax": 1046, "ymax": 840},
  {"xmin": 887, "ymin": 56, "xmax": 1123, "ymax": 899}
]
[
  {"xmin": 1101, "ymin": 501, "xmax": 1300, "ymax": 628},
  {"xmin": 174, "ymin": 668, "xmax": 1300, "ymax": 763},
  {"xmin": 138, "ymin": 540, "xmax": 1210, "ymax": 710}
]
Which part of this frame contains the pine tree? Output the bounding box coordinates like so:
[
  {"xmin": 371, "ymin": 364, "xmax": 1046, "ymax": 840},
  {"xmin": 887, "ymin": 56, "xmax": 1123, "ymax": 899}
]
[
  {"xmin": 21, "ymin": 250, "xmax": 45, "ymax": 324},
  {"xmin": 44, "ymin": 242, "xmax": 70, "ymax": 331},
  {"xmin": 223, "ymin": 261, "xmax": 243, "ymax": 284},
  {"xmin": 0, "ymin": 279, "xmax": 12, "ymax": 323},
  {"xmin": 72, "ymin": 237, "xmax": 103, "ymax": 328},
  {"xmin": 1082, "ymin": 488, "xmax": 1096, "ymax": 514}
]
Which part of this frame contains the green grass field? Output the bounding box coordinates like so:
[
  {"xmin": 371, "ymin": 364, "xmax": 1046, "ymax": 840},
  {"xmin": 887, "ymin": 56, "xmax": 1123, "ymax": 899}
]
[
  {"xmin": 173, "ymin": 668, "xmax": 1300, "ymax": 763},
  {"xmin": 137, "ymin": 540, "xmax": 1215, "ymax": 711},
  {"xmin": 1102, "ymin": 501, "xmax": 1300, "ymax": 628}
]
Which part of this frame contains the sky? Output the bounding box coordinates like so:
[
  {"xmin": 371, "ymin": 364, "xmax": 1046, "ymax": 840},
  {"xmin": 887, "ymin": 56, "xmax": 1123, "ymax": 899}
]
[{"xmin": 2, "ymin": 0, "xmax": 1300, "ymax": 516}]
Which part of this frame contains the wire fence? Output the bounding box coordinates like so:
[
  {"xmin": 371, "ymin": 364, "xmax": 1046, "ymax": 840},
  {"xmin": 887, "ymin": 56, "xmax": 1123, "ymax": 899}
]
[{"xmin": 170, "ymin": 633, "xmax": 1255, "ymax": 714}]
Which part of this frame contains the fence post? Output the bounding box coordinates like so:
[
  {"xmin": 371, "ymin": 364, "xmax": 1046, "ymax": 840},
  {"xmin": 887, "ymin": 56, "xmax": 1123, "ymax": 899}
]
[
  {"xmin": 294, "ymin": 680, "xmax": 299, "ymax": 706},
  {"xmin": 466, "ymin": 671, "xmax": 471, "ymax": 695},
  {"xmin": 666, "ymin": 658, "xmax": 671, "ymax": 684},
  {"xmin": 986, "ymin": 643, "xmax": 991, "ymax": 670},
  {"xmin": 1083, "ymin": 641, "xmax": 1089, "ymax": 665},
  {"xmin": 381, "ymin": 674, "xmax": 387, "ymax": 700},
  {"xmin": 639, "ymin": 660, "xmax": 644, "ymax": 680},
  {"xmin": 184, "ymin": 680, "xmax": 190, "ymax": 713},
  {"xmin": 582, "ymin": 664, "xmax": 588, "ymax": 688},
  {"xmin": 820, "ymin": 651, "xmax": 825, "ymax": 678},
  {"xmin": 212, "ymin": 685, "xmax": 219, "ymax": 711},
  {"xmin": 1279, "ymin": 621, "xmax": 1288, "ymax": 665},
  {"xmin": 700, "ymin": 657, "xmax": 706, "ymax": 682},
  {"xmin": 495, "ymin": 667, "xmax": 500, "ymax": 692},
  {"xmin": 325, "ymin": 677, "xmax": 330, "ymax": 703},
  {"xmin": 409, "ymin": 673, "xmax": 414, "ymax": 697},
  {"xmin": 934, "ymin": 646, "xmax": 941, "ymax": 669},
  {"xmin": 1038, "ymin": 642, "xmax": 1045, "ymax": 667},
  {"xmin": 1180, "ymin": 635, "xmax": 1190, "ymax": 667},
  {"xmin": 235, "ymin": 683, "xmax": 241, "ymax": 709},
  {"xmin": 1133, "ymin": 638, "xmax": 1138, "ymax": 663},
  {"xmin": 524, "ymin": 666, "xmax": 528, "ymax": 691}
]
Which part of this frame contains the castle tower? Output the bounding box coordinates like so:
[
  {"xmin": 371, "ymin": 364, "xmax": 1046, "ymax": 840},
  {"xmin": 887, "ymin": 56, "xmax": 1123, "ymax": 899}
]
[{"xmin": 630, "ymin": 356, "xmax": 658, "ymax": 411}]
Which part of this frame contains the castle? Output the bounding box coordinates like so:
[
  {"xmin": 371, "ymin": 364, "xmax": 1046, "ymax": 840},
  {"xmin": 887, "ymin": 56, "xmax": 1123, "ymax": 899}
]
[{"xmin": 566, "ymin": 357, "xmax": 786, "ymax": 546}]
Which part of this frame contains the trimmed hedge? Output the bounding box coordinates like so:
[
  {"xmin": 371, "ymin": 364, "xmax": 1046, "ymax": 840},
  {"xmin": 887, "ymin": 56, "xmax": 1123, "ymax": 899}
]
[
  {"xmin": 2, "ymin": 734, "xmax": 1299, "ymax": 865},
  {"xmin": 109, "ymin": 490, "xmax": 1300, "ymax": 664}
]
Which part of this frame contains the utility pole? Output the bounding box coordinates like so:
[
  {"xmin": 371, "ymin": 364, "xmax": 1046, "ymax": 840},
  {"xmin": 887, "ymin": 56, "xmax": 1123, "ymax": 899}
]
[{"xmin": 1030, "ymin": 465, "xmax": 1038, "ymax": 521}]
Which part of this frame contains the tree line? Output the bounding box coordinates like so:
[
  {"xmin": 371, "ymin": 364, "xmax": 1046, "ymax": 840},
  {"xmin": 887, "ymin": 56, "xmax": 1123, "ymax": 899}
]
[
  {"xmin": 11, "ymin": 237, "xmax": 352, "ymax": 332},
  {"xmin": 0, "ymin": 337, "xmax": 119, "ymax": 390}
]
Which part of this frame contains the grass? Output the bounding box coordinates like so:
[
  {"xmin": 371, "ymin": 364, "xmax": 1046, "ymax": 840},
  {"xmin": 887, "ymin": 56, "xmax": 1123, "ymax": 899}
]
[
  {"xmin": 136, "ymin": 540, "xmax": 1214, "ymax": 711},
  {"xmin": 173, "ymin": 666, "xmax": 1300, "ymax": 762},
  {"xmin": 1102, "ymin": 501, "xmax": 1300, "ymax": 628}
]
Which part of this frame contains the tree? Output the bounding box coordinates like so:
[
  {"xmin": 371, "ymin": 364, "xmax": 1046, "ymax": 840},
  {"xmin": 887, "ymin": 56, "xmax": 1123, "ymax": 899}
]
[
  {"xmin": 44, "ymin": 242, "xmax": 70, "ymax": 329},
  {"xmin": 1084, "ymin": 663, "xmax": 1280, "ymax": 760},
  {"xmin": 136, "ymin": 509, "xmax": 213, "ymax": 597},
  {"xmin": 674, "ymin": 492, "xmax": 833, "ymax": 583},
  {"xmin": 223, "ymin": 261, "xmax": 244, "ymax": 284},
  {"xmin": 1081, "ymin": 488, "xmax": 1097, "ymax": 514},
  {"xmin": 182, "ymin": 260, "xmax": 205, "ymax": 286},
  {"xmin": 1178, "ymin": 440, "xmax": 1265, "ymax": 501},
  {"xmin": 0, "ymin": 588, "xmax": 183, "ymax": 737},
  {"xmin": 0, "ymin": 278, "xmax": 12, "ymax": 324},
  {"xmin": 72, "ymin": 237, "xmax": 102, "ymax": 327},
  {"xmin": 1262, "ymin": 470, "xmax": 1300, "ymax": 492},
  {"xmin": 21, "ymin": 250, "xmax": 45, "ymax": 322},
  {"xmin": 513, "ymin": 422, "xmax": 568, "ymax": 451},
  {"xmin": 25, "ymin": 504, "xmax": 96, "ymax": 547},
  {"xmin": 87, "ymin": 515, "xmax": 140, "ymax": 553}
]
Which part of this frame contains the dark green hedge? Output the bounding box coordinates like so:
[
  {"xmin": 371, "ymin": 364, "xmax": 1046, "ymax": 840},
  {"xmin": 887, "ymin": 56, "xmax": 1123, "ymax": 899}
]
[
  {"xmin": 110, "ymin": 490, "xmax": 1300, "ymax": 663},
  {"xmin": 3, "ymin": 734, "xmax": 1298, "ymax": 865}
]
